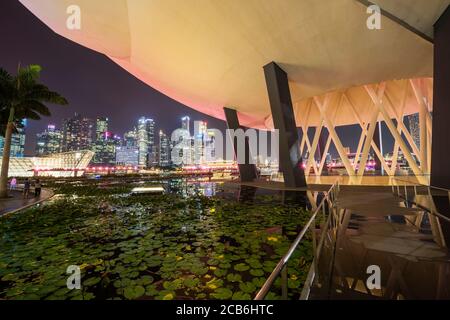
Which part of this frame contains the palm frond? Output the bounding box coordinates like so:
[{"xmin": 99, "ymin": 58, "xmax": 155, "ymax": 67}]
[
  {"xmin": 16, "ymin": 100, "xmax": 51, "ymax": 117},
  {"xmin": 21, "ymin": 110, "xmax": 41, "ymax": 121},
  {"xmin": 0, "ymin": 68, "xmax": 13, "ymax": 82},
  {"xmin": 0, "ymin": 64, "xmax": 67, "ymax": 130},
  {"xmin": 25, "ymin": 87, "xmax": 68, "ymax": 105}
]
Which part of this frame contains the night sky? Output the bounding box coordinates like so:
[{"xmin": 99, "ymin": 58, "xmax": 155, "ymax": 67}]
[
  {"xmin": 0, "ymin": 0, "xmax": 394, "ymax": 157},
  {"xmin": 0, "ymin": 0, "xmax": 228, "ymax": 156}
]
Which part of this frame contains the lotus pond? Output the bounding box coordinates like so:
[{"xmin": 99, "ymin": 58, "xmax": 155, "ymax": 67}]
[{"xmin": 0, "ymin": 180, "xmax": 314, "ymax": 300}]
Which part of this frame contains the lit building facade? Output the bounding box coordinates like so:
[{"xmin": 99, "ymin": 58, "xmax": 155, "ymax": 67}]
[
  {"xmin": 124, "ymin": 128, "xmax": 138, "ymax": 147},
  {"xmin": 92, "ymin": 138, "xmax": 117, "ymax": 165},
  {"xmin": 91, "ymin": 117, "xmax": 119, "ymax": 165},
  {"xmin": 0, "ymin": 150, "xmax": 94, "ymax": 178},
  {"xmin": 408, "ymin": 113, "xmax": 420, "ymax": 150},
  {"xmin": 35, "ymin": 124, "xmax": 62, "ymax": 156},
  {"xmin": 115, "ymin": 146, "xmax": 139, "ymax": 167},
  {"xmin": 205, "ymin": 129, "xmax": 217, "ymax": 163},
  {"xmin": 137, "ymin": 117, "xmax": 155, "ymax": 168},
  {"xmin": 194, "ymin": 121, "xmax": 207, "ymax": 165},
  {"xmin": 181, "ymin": 116, "xmax": 191, "ymax": 134},
  {"xmin": 171, "ymin": 117, "xmax": 194, "ymax": 166},
  {"xmin": 159, "ymin": 130, "xmax": 171, "ymax": 167},
  {"xmin": 0, "ymin": 120, "xmax": 26, "ymax": 158},
  {"xmin": 62, "ymin": 113, "xmax": 95, "ymax": 152},
  {"xmin": 95, "ymin": 117, "xmax": 109, "ymax": 141}
]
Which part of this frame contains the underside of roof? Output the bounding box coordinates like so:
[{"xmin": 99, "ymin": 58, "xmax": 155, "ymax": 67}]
[{"xmin": 19, "ymin": 0, "xmax": 449, "ymax": 128}]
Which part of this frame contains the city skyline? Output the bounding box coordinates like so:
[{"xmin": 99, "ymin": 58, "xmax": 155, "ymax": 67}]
[{"xmin": 31, "ymin": 113, "xmax": 222, "ymax": 168}]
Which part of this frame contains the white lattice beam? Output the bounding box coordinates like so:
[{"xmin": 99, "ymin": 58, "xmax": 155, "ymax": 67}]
[
  {"xmin": 366, "ymin": 84, "xmax": 424, "ymax": 180},
  {"xmin": 358, "ymin": 84, "xmax": 384, "ymax": 176},
  {"xmin": 314, "ymin": 94, "xmax": 356, "ymax": 178},
  {"xmin": 410, "ymin": 79, "xmax": 431, "ymax": 173},
  {"xmin": 345, "ymin": 93, "xmax": 391, "ymax": 175}
]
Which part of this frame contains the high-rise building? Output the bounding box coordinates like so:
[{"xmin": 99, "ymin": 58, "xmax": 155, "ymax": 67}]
[
  {"xmin": 194, "ymin": 121, "xmax": 207, "ymax": 165},
  {"xmin": 92, "ymin": 138, "xmax": 117, "ymax": 165},
  {"xmin": 408, "ymin": 113, "xmax": 420, "ymax": 150},
  {"xmin": 205, "ymin": 129, "xmax": 217, "ymax": 163},
  {"xmin": 137, "ymin": 117, "xmax": 155, "ymax": 168},
  {"xmin": 124, "ymin": 128, "xmax": 138, "ymax": 147},
  {"xmin": 62, "ymin": 113, "xmax": 95, "ymax": 152},
  {"xmin": 0, "ymin": 119, "xmax": 26, "ymax": 158},
  {"xmin": 91, "ymin": 117, "xmax": 120, "ymax": 165},
  {"xmin": 181, "ymin": 116, "xmax": 191, "ymax": 135},
  {"xmin": 172, "ymin": 117, "xmax": 195, "ymax": 166},
  {"xmin": 95, "ymin": 117, "xmax": 109, "ymax": 141},
  {"xmin": 35, "ymin": 124, "xmax": 62, "ymax": 156},
  {"xmin": 159, "ymin": 130, "xmax": 171, "ymax": 167},
  {"xmin": 116, "ymin": 146, "xmax": 139, "ymax": 167}
]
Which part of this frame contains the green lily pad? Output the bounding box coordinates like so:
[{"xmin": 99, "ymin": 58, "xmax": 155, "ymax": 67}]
[
  {"xmin": 234, "ymin": 263, "xmax": 249, "ymax": 272},
  {"xmin": 123, "ymin": 285, "xmax": 145, "ymax": 300},
  {"xmin": 227, "ymin": 273, "xmax": 242, "ymax": 283},
  {"xmin": 163, "ymin": 279, "xmax": 183, "ymax": 291},
  {"xmin": 249, "ymin": 269, "xmax": 264, "ymax": 277},
  {"xmin": 239, "ymin": 282, "xmax": 256, "ymax": 294},
  {"xmin": 183, "ymin": 277, "xmax": 200, "ymax": 288},
  {"xmin": 210, "ymin": 288, "xmax": 233, "ymax": 300},
  {"xmin": 83, "ymin": 277, "xmax": 101, "ymax": 287},
  {"xmin": 232, "ymin": 291, "xmax": 251, "ymax": 300}
]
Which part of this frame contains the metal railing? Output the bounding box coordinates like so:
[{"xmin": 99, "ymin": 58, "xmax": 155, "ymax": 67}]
[
  {"xmin": 391, "ymin": 177, "xmax": 450, "ymax": 223},
  {"xmin": 254, "ymin": 181, "xmax": 340, "ymax": 300}
]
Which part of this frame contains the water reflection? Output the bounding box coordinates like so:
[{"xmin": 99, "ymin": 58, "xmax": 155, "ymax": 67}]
[
  {"xmin": 237, "ymin": 186, "xmax": 257, "ymax": 203},
  {"xmin": 166, "ymin": 178, "xmax": 217, "ymax": 197},
  {"xmin": 282, "ymin": 191, "xmax": 309, "ymax": 208}
]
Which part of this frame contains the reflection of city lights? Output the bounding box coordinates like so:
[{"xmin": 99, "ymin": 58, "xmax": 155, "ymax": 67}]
[{"xmin": 131, "ymin": 187, "xmax": 165, "ymax": 194}]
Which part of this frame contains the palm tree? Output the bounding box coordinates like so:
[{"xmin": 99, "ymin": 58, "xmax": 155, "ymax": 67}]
[{"xmin": 0, "ymin": 65, "xmax": 68, "ymax": 198}]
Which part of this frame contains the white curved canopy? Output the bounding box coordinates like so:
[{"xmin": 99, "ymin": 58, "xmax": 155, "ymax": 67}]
[{"xmin": 19, "ymin": 0, "xmax": 449, "ymax": 128}]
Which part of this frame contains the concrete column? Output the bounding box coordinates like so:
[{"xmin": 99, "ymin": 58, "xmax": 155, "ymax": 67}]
[
  {"xmin": 318, "ymin": 130, "xmax": 328, "ymax": 174},
  {"xmin": 263, "ymin": 62, "xmax": 306, "ymax": 188},
  {"xmin": 223, "ymin": 107, "xmax": 258, "ymax": 182},
  {"xmin": 431, "ymin": 6, "xmax": 450, "ymax": 189}
]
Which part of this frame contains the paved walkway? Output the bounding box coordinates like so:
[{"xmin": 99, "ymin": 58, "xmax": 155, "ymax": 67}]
[
  {"xmin": 0, "ymin": 189, "xmax": 53, "ymax": 216},
  {"xmin": 311, "ymin": 188, "xmax": 450, "ymax": 299}
]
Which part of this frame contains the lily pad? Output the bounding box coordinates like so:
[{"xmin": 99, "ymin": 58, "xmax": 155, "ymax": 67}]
[
  {"xmin": 210, "ymin": 288, "xmax": 233, "ymax": 300},
  {"xmin": 234, "ymin": 263, "xmax": 249, "ymax": 272}
]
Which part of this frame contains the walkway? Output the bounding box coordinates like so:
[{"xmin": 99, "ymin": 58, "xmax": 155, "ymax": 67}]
[
  {"xmin": 310, "ymin": 187, "xmax": 450, "ymax": 299},
  {"xmin": 0, "ymin": 189, "xmax": 54, "ymax": 217}
]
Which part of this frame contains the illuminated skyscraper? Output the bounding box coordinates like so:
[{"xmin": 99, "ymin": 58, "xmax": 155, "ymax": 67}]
[
  {"xmin": 124, "ymin": 128, "xmax": 138, "ymax": 147},
  {"xmin": 95, "ymin": 117, "xmax": 109, "ymax": 141},
  {"xmin": 194, "ymin": 121, "xmax": 207, "ymax": 165},
  {"xmin": 205, "ymin": 129, "xmax": 217, "ymax": 163},
  {"xmin": 62, "ymin": 113, "xmax": 94, "ymax": 152},
  {"xmin": 35, "ymin": 124, "xmax": 62, "ymax": 156},
  {"xmin": 0, "ymin": 119, "xmax": 26, "ymax": 158},
  {"xmin": 159, "ymin": 130, "xmax": 171, "ymax": 167},
  {"xmin": 137, "ymin": 117, "xmax": 155, "ymax": 167},
  {"xmin": 172, "ymin": 117, "xmax": 194, "ymax": 166},
  {"xmin": 116, "ymin": 146, "xmax": 139, "ymax": 167},
  {"xmin": 408, "ymin": 113, "xmax": 420, "ymax": 150},
  {"xmin": 181, "ymin": 116, "xmax": 191, "ymax": 135}
]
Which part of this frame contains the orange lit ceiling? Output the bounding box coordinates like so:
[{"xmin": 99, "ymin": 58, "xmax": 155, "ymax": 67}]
[{"xmin": 19, "ymin": 0, "xmax": 449, "ymax": 128}]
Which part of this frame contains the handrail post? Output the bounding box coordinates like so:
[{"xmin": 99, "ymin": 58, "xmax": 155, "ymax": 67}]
[{"xmin": 281, "ymin": 265, "xmax": 288, "ymax": 300}]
